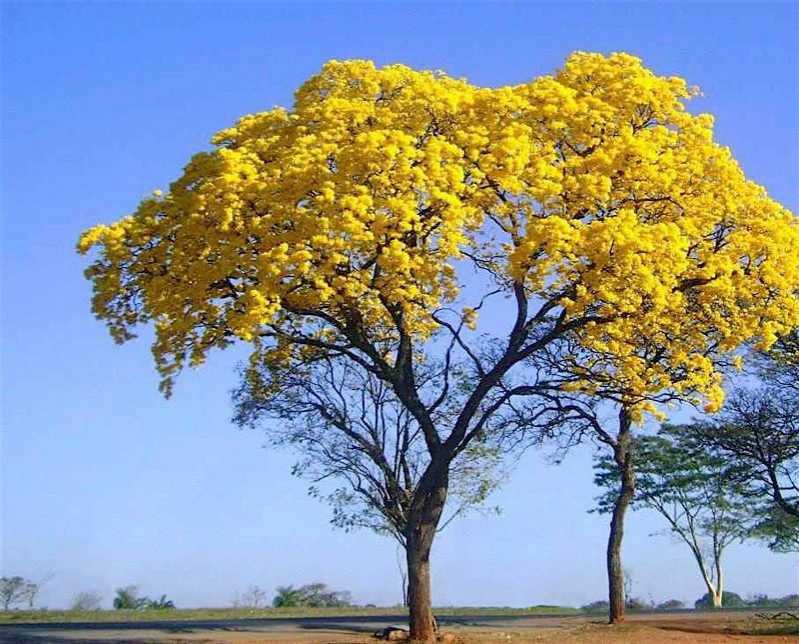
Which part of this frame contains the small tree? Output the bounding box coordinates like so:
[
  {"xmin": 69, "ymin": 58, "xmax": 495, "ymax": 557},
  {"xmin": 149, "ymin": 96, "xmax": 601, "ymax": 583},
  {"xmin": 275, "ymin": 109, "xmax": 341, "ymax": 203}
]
[
  {"xmin": 272, "ymin": 585, "xmax": 304, "ymax": 608},
  {"xmin": 0, "ymin": 577, "xmax": 37, "ymax": 611},
  {"xmin": 656, "ymin": 599, "xmax": 684, "ymax": 611},
  {"xmin": 235, "ymin": 585, "xmax": 268, "ymax": 609},
  {"xmin": 272, "ymin": 583, "xmax": 351, "ymax": 608},
  {"xmin": 594, "ymin": 424, "xmax": 753, "ymax": 608},
  {"xmin": 71, "ymin": 591, "xmax": 103, "ymax": 611},
  {"xmin": 113, "ymin": 586, "xmax": 147, "ymax": 610}
]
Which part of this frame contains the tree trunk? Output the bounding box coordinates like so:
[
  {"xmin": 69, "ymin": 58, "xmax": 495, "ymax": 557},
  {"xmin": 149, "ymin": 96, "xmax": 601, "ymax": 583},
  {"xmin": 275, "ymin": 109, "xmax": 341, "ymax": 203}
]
[
  {"xmin": 406, "ymin": 480, "xmax": 448, "ymax": 642},
  {"xmin": 711, "ymin": 553, "xmax": 724, "ymax": 608},
  {"xmin": 607, "ymin": 414, "xmax": 635, "ymax": 625},
  {"xmin": 407, "ymin": 541, "xmax": 435, "ymax": 641}
]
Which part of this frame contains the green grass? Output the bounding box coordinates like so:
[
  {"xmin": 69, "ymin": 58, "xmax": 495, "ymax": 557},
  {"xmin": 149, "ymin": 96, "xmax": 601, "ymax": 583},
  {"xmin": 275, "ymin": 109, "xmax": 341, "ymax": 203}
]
[{"xmin": 0, "ymin": 605, "xmax": 580, "ymax": 625}]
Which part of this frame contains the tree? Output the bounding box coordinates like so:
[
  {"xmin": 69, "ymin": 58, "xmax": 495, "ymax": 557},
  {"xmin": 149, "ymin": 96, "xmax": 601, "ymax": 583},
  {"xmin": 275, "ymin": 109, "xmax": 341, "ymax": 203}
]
[
  {"xmin": 0, "ymin": 577, "xmax": 37, "ymax": 611},
  {"xmin": 71, "ymin": 591, "xmax": 103, "ymax": 611},
  {"xmin": 272, "ymin": 583, "xmax": 351, "ymax": 608},
  {"xmin": 709, "ymin": 389, "xmax": 799, "ymax": 519},
  {"xmin": 272, "ymin": 586, "xmax": 304, "ymax": 608},
  {"xmin": 656, "ymin": 599, "xmax": 684, "ymax": 611},
  {"xmin": 112, "ymin": 586, "xmax": 148, "ymax": 610},
  {"xmin": 595, "ymin": 424, "xmax": 753, "ymax": 608},
  {"xmin": 233, "ymin": 358, "xmax": 505, "ymax": 589},
  {"xmin": 234, "ymin": 585, "xmax": 268, "ymax": 609},
  {"xmin": 695, "ymin": 590, "xmax": 744, "ymax": 609},
  {"xmin": 113, "ymin": 586, "xmax": 175, "ymax": 610},
  {"xmin": 146, "ymin": 594, "xmax": 176, "ymax": 609},
  {"xmin": 77, "ymin": 53, "xmax": 799, "ymax": 638}
]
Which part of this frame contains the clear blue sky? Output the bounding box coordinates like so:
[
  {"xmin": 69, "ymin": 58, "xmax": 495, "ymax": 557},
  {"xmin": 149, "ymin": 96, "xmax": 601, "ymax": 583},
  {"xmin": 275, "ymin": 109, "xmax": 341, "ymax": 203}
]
[{"xmin": 2, "ymin": 2, "xmax": 797, "ymax": 609}]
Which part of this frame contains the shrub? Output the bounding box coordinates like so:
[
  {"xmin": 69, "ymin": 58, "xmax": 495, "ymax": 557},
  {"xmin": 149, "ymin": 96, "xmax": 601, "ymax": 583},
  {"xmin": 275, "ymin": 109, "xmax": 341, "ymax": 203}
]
[{"xmin": 694, "ymin": 591, "xmax": 745, "ymax": 609}]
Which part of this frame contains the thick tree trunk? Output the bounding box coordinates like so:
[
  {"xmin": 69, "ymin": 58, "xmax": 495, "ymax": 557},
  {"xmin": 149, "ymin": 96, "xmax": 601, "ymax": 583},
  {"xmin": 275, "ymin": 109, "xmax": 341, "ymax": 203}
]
[
  {"xmin": 407, "ymin": 540, "xmax": 435, "ymax": 641},
  {"xmin": 406, "ymin": 480, "xmax": 448, "ymax": 642},
  {"xmin": 607, "ymin": 416, "xmax": 635, "ymax": 625}
]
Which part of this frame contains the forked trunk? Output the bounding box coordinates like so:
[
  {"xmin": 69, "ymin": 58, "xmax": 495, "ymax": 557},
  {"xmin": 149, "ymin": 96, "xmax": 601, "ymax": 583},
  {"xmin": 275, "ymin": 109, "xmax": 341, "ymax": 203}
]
[{"xmin": 607, "ymin": 416, "xmax": 635, "ymax": 624}]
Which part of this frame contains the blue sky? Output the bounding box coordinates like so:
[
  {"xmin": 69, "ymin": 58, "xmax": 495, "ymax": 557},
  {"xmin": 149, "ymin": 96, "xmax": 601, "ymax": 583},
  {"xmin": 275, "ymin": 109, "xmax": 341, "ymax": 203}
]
[{"xmin": 2, "ymin": 2, "xmax": 797, "ymax": 609}]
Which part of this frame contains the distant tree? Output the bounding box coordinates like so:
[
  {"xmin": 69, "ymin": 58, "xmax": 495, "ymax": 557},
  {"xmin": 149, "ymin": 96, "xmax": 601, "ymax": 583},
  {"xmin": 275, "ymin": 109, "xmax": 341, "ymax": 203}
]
[
  {"xmin": 581, "ymin": 600, "xmax": 609, "ymax": 614},
  {"xmin": 112, "ymin": 586, "xmax": 175, "ymax": 610},
  {"xmin": 272, "ymin": 585, "xmax": 304, "ymax": 608},
  {"xmin": 235, "ymin": 585, "xmax": 268, "ymax": 609},
  {"xmin": 146, "ymin": 595, "xmax": 176, "ymax": 610},
  {"xmin": 113, "ymin": 586, "xmax": 148, "ymax": 610},
  {"xmin": 0, "ymin": 577, "xmax": 37, "ymax": 611},
  {"xmin": 695, "ymin": 591, "xmax": 745, "ymax": 609},
  {"xmin": 656, "ymin": 599, "xmax": 685, "ymax": 611},
  {"xmin": 272, "ymin": 583, "xmax": 351, "ymax": 608},
  {"xmin": 595, "ymin": 424, "xmax": 753, "ymax": 609},
  {"xmin": 71, "ymin": 591, "xmax": 103, "ymax": 611}
]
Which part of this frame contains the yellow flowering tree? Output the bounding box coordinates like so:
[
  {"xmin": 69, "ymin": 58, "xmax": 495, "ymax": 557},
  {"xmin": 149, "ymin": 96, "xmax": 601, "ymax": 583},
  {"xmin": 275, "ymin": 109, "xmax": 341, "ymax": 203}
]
[{"xmin": 79, "ymin": 53, "xmax": 799, "ymax": 639}]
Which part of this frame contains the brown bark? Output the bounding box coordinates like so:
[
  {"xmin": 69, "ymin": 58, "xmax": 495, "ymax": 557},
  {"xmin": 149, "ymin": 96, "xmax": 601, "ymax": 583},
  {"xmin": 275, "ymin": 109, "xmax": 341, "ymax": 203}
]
[
  {"xmin": 607, "ymin": 414, "xmax": 634, "ymax": 625},
  {"xmin": 406, "ymin": 480, "xmax": 447, "ymax": 642}
]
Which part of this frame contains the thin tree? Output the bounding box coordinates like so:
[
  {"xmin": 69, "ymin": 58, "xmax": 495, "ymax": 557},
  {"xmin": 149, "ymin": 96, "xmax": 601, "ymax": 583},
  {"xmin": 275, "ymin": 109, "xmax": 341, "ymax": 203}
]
[
  {"xmin": 78, "ymin": 53, "xmax": 799, "ymax": 637},
  {"xmin": 71, "ymin": 591, "xmax": 103, "ymax": 611},
  {"xmin": 594, "ymin": 424, "xmax": 753, "ymax": 608}
]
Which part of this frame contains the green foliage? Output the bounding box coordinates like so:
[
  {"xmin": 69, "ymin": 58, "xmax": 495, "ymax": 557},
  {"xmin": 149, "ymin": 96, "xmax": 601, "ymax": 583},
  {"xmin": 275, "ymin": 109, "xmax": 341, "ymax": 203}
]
[
  {"xmin": 656, "ymin": 599, "xmax": 685, "ymax": 610},
  {"xmin": 751, "ymin": 506, "xmax": 799, "ymax": 553},
  {"xmin": 272, "ymin": 583, "xmax": 351, "ymax": 608},
  {"xmin": 697, "ymin": 384, "xmax": 799, "ymax": 552},
  {"xmin": 694, "ymin": 591, "xmax": 745, "ymax": 609},
  {"xmin": 112, "ymin": 586, "xmax": 175, "ymax": 610},
  {"xmin": 593, "ymin": 424, "xmax": 753, "ymax": 556}
]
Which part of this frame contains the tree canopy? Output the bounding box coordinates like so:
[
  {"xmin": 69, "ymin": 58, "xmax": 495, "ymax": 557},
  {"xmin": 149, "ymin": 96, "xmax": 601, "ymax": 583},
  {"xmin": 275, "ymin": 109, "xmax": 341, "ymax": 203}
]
[{"xmin": 79, "ymin": 52, "xmax": 798, "ymax": 415}]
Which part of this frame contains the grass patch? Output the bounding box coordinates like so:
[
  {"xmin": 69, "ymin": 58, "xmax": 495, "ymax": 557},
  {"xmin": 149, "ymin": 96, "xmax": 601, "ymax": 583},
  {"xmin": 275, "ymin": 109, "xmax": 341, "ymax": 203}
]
[{"xmin": 0, "ymin": 605, "xmax": 579, "ymax": 625}]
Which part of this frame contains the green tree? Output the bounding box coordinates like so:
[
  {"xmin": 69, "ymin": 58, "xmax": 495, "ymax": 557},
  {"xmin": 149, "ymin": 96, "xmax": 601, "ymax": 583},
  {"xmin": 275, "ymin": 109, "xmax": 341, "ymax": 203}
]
[
  {"xmin": 272, "ymin": 583, "xmax": 351, "ymax": 608},
  {"xmin": 0, "ymin": 577, "xmax": 37, "ymax": 611},
  {"xmin": 594, "ymin": 425, "xmax": 753, "ymax": 608},
  {"xmin": 694, "ymin": 591, "xmax": 745, "ymax": 609}
]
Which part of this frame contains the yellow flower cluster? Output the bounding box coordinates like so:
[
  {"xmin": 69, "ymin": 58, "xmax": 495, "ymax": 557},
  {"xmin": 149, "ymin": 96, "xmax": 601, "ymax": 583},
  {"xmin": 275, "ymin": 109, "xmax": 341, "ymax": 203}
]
[{"xmin": 78, "ymin": 53, "xmax": 799, "ymax": 409}]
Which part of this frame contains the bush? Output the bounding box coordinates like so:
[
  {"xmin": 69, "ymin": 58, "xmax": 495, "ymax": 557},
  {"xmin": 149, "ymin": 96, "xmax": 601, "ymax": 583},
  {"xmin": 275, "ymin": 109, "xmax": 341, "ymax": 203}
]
[
  {"xmin": 656, "ymin": 599, "xmax": 685, "ymax": 611},
  {"xmin": 694, "ymin": 591, "xmax": 745, "ymax": 609}
]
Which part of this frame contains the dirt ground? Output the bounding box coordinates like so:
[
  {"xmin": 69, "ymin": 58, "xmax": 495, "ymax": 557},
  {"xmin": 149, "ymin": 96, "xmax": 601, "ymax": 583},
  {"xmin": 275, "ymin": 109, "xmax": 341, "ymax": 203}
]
[{"xmin": 5, "ymin": 612, "xmax": 798, "ymax": 643}]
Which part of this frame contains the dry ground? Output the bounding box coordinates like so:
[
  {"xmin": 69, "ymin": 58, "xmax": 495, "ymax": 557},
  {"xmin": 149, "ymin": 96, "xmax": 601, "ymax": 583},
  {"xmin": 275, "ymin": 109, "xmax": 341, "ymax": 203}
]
[{"xmin": 3, "ymin": 611, "xmax": 798, "ymax": 643}]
